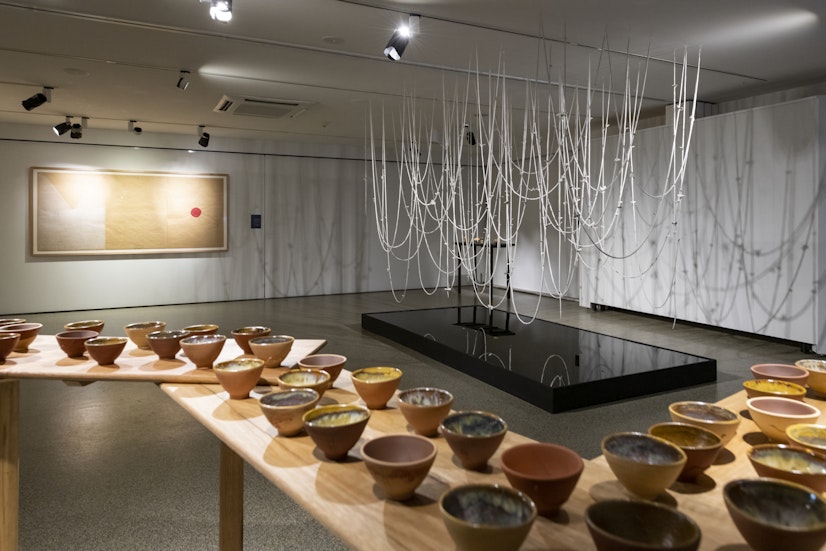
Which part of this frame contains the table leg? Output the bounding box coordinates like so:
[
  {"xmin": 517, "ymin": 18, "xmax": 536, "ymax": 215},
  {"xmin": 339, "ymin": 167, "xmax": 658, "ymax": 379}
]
[
  {"xmin": 1, "ymin": 380, "xmax": 19, "ymax": 551},
  {"xmin": 219, "ymin": 442, "xmax": 243, "ymax": 551}
]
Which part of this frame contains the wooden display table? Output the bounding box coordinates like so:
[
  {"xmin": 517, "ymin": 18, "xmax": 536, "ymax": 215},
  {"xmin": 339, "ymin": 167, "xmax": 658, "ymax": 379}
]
[
  {"xmin": 0, "ymin": 334, "xmax": 326, "ymax": 551},
  {"xmin": 162, "ymin": 375, "xmax": 826, "ymax": 550}
]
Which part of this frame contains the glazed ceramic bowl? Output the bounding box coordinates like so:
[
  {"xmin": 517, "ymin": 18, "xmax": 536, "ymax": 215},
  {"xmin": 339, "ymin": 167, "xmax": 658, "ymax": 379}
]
[
  {"xmin": 124, "ymin": 321, "xmax": 166, "ymax": 350},
  {"xmin": 668, "ymin": 400, "xmax": 741, "ymax": 446},
  {"xmin": 648, "ymin": 422, "xmax": 724, "ymax": 482},
  {"xmin": 747, "ymin": 443, "xmax": 826, "ymax": 492},
  {"xmin": 360, "ymin": 434, "xmax": 437, "ymax": 500},
  {"xmin": 750, "ymin": 363, "xmax": 809, "ymax": 386},
  {"xmin": 64, "ymin": 320, "xmax": 104, "ymax": 333},
  {"xmin": 351, "ymin": 366, "xmax": 403, "ymax": 409},
  {"xmin": 277, "ymin": 368, "xmax": 331, "ymax": 395},
  {"xmin": 500, "ymin": 442, "xmax": 583, "ymax": 517},
  {"xmin": 439, "ymin": 483, "xmax": 537, "ymax": 551},
  {"xmin": 258, "ymin": 388, "xmax": 321, "ymax": 436},
  {"xmin": 181, "ymin": 324, "xmax": 219, "ymax": 336},
  {"xmin": 146, "ymin": 330, "xmax": 190, "ymax": 360},
  {"xmin": 84, "ymin": 336, "xmax": 128, "ymax": 365},
  {"xmin": 440, "ymin": 411, "xmax": 508, "ymax": 471},
  {"xmin": 180, "ymin": 334, "xmax": 227, "ymax": 369},
  {"xmin": 747, "ymin": 396, "xmax": 821, "ymax": 442},
  {"xmin": 249, "ymin": 335, "xmax": 294, "ymax": 367},
  {"xmin": 213, "ymin": 358, "xmax": 266, "ymax": 399},
  {"xmin": 797, "ymin": 359, "xmax": 826, "ymax": 396},
  {"xmin": 724, "ymin": 478, "xmax": 826, "ymax": 551},
  {"xmin": 397, "ymin": 387, "xmax": 454, "ymax": 436},
  {"xmin": 585, "ymin": 499, "xmax": 701, "ymax": 551},
  {"xmin": 55, "ymin": 330, "xmax": 99, "ymax": 358},
  {"xmin": 743, "ymin": 378, "xmax": 807, "ymax": 401},
  {"xmin": 786, "ymin": 423, "xmax": 826, "ymax": 453},
  {"xmin": 0, "ymin": 332, "xmax": 20, "ymax": 361},
  {"xmin": 303, "ymin": 404, "xmax": 371, "ymax": 461},
  {"xmin": 0, "ymin": 318, "xmax": 25, "ymax": 327},
  {"xmin": 0, "ymin": 322, "xmax": 42, "ymax": 352},
  {"xmin": 601, "ymin": 432, "xmax": 687, "ymax": 500},
  {"xmin": 231, "ymin": 326, "xmax": 271, "ymax": 354},
  {"xmin": 297, "ymin": 353, "xmax": 346, "ymax": 383}
]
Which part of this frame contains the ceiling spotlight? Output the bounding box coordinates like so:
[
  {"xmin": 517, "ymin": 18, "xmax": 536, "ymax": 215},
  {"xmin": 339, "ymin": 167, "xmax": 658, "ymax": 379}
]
[
  {"xmin": 22, "ymin": 86, "xmax": 53, "ymax": 111},
  {"xmin": 209, "ymin": 0, "xmax": 232, "ymax": 22},
  {"xmin": 384, "ymin": 15, "xmax": 419, "ymax": 61},
  {"xmin": 70, "ymin": 117, "xmax": 87, "ymax": 139},
  {"xmin": 128, "ymin": 120, "xmax": 143, "ymax": 135},
  {"xmin": 176, "ymin": 70, "xmax": 190, "ymax": 91},
  {"xmin": 198, "ymin": 125, "xmax": 210, "ymax": 147},
  {"xmin": 53, "ymin": 116, "xmax": 72, "ymax": 136}
]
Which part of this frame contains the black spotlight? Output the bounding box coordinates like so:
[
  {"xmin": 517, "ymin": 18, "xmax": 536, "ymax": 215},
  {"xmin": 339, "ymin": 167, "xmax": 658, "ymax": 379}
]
[
  {"xmin": 22, "ymin": 87, "xmax": 52, "ymax": 111},
  {"xmin": 53, "ymin": 117, "xmax": 72, "ymax": 136},
  {"xmin": 176, "ymin": 70, "xmax": 190, "ymax": 91},
  {"xmin": 70, "ymin": 123, "xmax": 83, "ymax": 139},
  {"xmin": 197, "ymin": 125, "xmax": 210, "ymax": 148},
  {"xmin": 384, "ymin": 15, "xmax": 419, "ymax": 61}
]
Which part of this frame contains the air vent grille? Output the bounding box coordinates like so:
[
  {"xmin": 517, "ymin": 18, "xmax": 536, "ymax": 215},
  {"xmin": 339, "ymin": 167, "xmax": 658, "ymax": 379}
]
[{"xmin": 213, "ymin": 95, "xmax": 308, "ymax": 119}]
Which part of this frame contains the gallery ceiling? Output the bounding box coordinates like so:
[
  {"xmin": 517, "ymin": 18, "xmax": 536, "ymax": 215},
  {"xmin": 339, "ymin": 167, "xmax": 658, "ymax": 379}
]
[{"xmin": 1, "ymin": 0, "xmax": 825, "ymax": 147}]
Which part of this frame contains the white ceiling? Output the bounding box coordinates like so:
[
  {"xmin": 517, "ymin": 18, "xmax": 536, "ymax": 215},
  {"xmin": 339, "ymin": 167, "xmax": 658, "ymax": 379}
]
[{"xmin": 1, "ymin": 0, "xmax": 825, "ymax": 146}]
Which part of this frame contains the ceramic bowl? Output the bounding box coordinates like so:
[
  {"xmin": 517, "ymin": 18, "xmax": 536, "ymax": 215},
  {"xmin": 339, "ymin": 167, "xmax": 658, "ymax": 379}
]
[
  {"xmin": 724, "ymin": 478, "xmax": 826, "ymax": 551},
  {"xmin": 797, "ymin": 359, "xmax": 826, "ymax": 396},
  {"xmin": 0, "ymin": 322, "xmax": 42, "ymax": 352},
  {"xmin": 750, "ymin": 363, "xmax": 809, "ymax": 386},
  {"xmin": 440, "ymin": 411, "xmax": 508, "ymax": 471},
  {"xmin": 0, "ymin": 332, "xmax": 20, "ymax": 361},
  {"xmin": 249, "ymin": 335, "xmax": 295, "ymax": 367},
  {"xmin": 438, "ymin": 483, "xmax": 537, "ymax": 551},
  {"xmin": 258, "ymin": 388, "xmax": 321, "ymax": 436},
  {"xmin": 648, "ymin": 422, "xmax": 724, "ymax": 482},
  {"xmin": 124, "ymin": 321, "xmax": 166, "ymax": 350},
  {"xmin": 180, "ymin": 334, "xmax": 227, "ymax": 368},
  {"xmin": 231, "ymin": 326, "xmax": 271, "ymax": 354},
  {"xmin": 303, "ymin": 404, "xmax": 371, "ymax": 461},
  {"xmin": 743, "ymin": 378, "xmax": 807, "ymax": 401},
  {"xmin": 786, "ymin": 423, "xmax": 826, "ymax": 453},
  {"xmin": 747, "ymin": 443, "xmax": 826, "ymax": 492},
  {"xmin": 668, "ymin": 400, "xmax": 741, "ymax": 446},
  {"xmin": 146, "ymin": 330, "xmax": 191, "ymax": 360},
  {"xmin": 181, "ymin": 324, "xmax": 219, "ymax": 336},
  {"xmin": 84, "ymin": 336, "xmax": 128, "ymax": 365},
  {"xmin": 350, "ymin": 366, "xmax": 403, "ymax": 409},
  {"xmin": 0, "ymin": 318, "xmax": 25, "ymax": 327},
  {"xmin": 64, "ymin": 320, "xmax": 104, "ymax": 333},
  {"xmin": 500, "ymin": 442, "xmax": 583, "ymax": 517},
  {"xmin": 55, "ymin": 330, "xmax": 99, "ymax": 358},
  {"xmin": 585, "ymin": 499, "xmax": 701, "ymax": 551},
  {"xmin": 360, "ymin": 434, "xmax": 437, "ymax": 500},
  {"xmin": 297, "ymin": 353, "xmax": 347, "ymax": 383},
  {"xmin": 747, "ymin": 396, "xmax": 821, "ymax": 442},
  {"xmin": 213, "ymin": 358, "xmax": 266, "ymax": 399},
  {"xmin": 397, "ymin": 387, "xmax": 454, "ymax": 436},
  {"xmin": 277, "ymin": 368, "xmax": 331, "ymax": 395},
  {"xmin": 601, "ymin": 431, "xmax": 687, "ymax": 500}
]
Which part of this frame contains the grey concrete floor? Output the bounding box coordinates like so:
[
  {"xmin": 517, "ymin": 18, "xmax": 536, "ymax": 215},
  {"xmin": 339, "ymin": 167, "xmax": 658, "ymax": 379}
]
[{"xmin": 8, "ymin": 289, "xmax": 814, "ymax": 550}]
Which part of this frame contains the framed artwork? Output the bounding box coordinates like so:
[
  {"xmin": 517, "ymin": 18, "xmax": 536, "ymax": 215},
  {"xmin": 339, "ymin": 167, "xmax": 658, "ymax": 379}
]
[{"xmin": 30, "ymin": 167, "xmax": 228, "ymax": 256}]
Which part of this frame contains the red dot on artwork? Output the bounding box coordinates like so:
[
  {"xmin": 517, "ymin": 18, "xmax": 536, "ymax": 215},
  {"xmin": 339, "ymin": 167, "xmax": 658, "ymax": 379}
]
[{"xmin": 191, "ymin": 208, "xmax": 202, "ymax": 218}]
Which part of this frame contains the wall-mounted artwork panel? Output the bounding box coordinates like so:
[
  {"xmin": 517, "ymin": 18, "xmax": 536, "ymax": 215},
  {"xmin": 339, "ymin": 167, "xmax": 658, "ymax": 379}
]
[{"xmin": 31, "ymin": 168, "xmax": 228, "ymax": 255}]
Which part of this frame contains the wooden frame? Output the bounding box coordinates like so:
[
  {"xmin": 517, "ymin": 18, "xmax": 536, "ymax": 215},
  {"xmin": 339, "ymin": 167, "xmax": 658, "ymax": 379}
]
[{"xmin": 30, "ymin": 167, "xmax": 228, "ymax": 256}]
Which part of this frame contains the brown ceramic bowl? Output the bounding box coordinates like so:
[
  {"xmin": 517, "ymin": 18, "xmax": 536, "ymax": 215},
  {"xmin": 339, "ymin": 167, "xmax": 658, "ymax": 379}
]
[
  {"xmin": 249, "ymin": 335, "xmax": 294, "ymax": 368},
  {"xmin": 747, "ymin": 443, "xmax": 826, "ymax": 493},
  {"xmin": 668, "ymin": 400, "xmax": 741, "ymax": 446},
  {"xmin": 124, "ymin": 321, "xmax": 166, "ymax": 350},
  {"xmin": 303, "ymin": 404, "xmax": 371, "ymax": 461},
  {"xmin": 146, "ymin": 330, "xmax": 191, "ymax": 360},
  {"xmin": 601, "ymin": 431, "xmax": 687, "ymax": 500},
  {"xmin": 0, "ymin": 322, "xmax": 42, "ymax": 352},
  {"xmin": 0, "ymin": 332, "xmax": 20, "ymax": 361},
  {"xmin": 743, "ymin": 378, "xmax": 807, "ymax": 401},
  {"xmin": 351, "ymin": 366, "xmax": 403, "ymax": 409},
  {"xmin": 55, "ymin": 330, "xmax": 100, "ymax": 358},
  {"xmin": 747, "ymin": 396, "xmax": 821, "ymax": 442},
  {"xmin": 277, "ymin": 368, "xmax": 331, "ymax": 396},
  {"xmin": 231, "ymin": 326, "xmax": 271, "ymax": 354},
  {"xmin": 724, "ymin": 478, "xmax": 826, "ymax": 551},
  {"xmin": 797, "ymin": 359, "xmax": 826, "ymax": 396},
  {"xmin": 787, "ymin": 423, "xmax": 826, "ymax": 453},
  {"xmin": 397, "ymin": 387, "xmax": 454, "ymax": 436},
  {"xmin": 500, "ymin": 442, "xmax": 583, "ymax": 517},
  {"xmin": 258, "ymin": 388, "xmax": 321, "ymax": 437},
  {"xmin": 751, "ymin": 363, "xmax": 809, "ymax": 386},
  {"xmin": 84, "ymin": 336, "xmax": 128, "ymax": 365},
  {"xmin": 360, "ymin": 434, "xmax": 437, "ymax": 501},
  {"xmin": 180, "ymin": 334, "xmax": 227, "ymax": 368},
  {"xmin": 440, "ymin": 411, "xmax": 508, "ymax": 471},
  {"xmin": 585, "ymin": 499, "xmax": 701, "ymax": 551},
  {"xmin": 648, "ymin": 422, "xmax": 724, "ymax": 482},
  {"xmin": 439, "ymin": 483, "xmax": 537, "ymax": 551},
  {"xmin": 297, "ymin": 353, "xmax": 347, "ymax": 383},
  {"xmin": 213, "ymin": 358, "xmax": 266, "ymax": 399},
  {"xmin": 181, "ymin": 324, "xmax": 219, "ymax": 336},
  {"xmin": 0, "ymin": 318, "xmax": 25, "ymax": 327},
  {"xmin": 64, "ymin": 320, "xmax": 105, "ymax": 333}
]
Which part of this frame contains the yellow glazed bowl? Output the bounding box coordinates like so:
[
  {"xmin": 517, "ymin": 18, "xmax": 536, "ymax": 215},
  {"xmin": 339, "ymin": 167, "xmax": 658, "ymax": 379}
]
[
  {"xmin": 351, "ymin": 366, "xmax": 403, "ymax": 410},
  {"xmin": 278, "ymin": 368, "xmax": 331, "ymax": 395},
  {"xmin": 797, "ymin": 359, "xmax": 826, "ymax": 396},
  {"xmin": 787, "ymin": 424, "xmax": 826, "ymax": 453},
  {"xmin": 743, "ymin": 378, "xmax": 807, "ymax": 401},
  {"xmin": 303, "ymin": 404, "xmax": 371, "ymax": 461}
]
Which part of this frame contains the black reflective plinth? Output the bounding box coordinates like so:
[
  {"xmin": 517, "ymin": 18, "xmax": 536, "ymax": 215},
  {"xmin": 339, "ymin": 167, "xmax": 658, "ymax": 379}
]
[{"xmin": 361, "ymin": 306, "xmax": 716, "ymax": 413}]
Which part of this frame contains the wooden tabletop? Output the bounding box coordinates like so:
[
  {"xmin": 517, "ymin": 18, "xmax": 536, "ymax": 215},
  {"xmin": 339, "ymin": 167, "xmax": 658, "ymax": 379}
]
[{"xmin": 0, "ymin": 335, "xmax": 326, "ymax": 384}]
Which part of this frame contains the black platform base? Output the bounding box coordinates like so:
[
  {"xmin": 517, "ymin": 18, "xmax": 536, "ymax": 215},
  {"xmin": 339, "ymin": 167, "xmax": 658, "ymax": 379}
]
[{"xmin": 362, "ymin": 306, "xmax": 716, "ymax": 413}]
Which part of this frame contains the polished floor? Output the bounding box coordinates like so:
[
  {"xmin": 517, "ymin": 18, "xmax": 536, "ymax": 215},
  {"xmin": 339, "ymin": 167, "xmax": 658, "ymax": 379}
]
[{"xmin": 10, "ymin": 290, "xmax": 811, "ymax": 550}]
